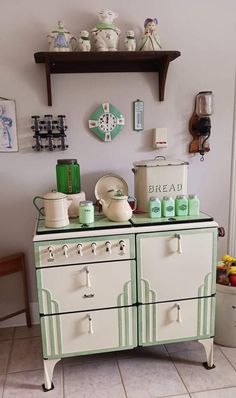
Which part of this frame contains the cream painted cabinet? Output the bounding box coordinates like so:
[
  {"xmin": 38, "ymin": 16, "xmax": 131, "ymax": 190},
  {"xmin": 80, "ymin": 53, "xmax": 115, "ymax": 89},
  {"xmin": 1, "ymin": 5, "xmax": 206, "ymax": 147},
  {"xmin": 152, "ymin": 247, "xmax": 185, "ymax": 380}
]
[
  {"xmin": 34, "ymin": 221, "xmax": 218, "ymax": 391},
  {"xmin": 136, "ymin": 228, "xmax": 217, "ymax": 346}
]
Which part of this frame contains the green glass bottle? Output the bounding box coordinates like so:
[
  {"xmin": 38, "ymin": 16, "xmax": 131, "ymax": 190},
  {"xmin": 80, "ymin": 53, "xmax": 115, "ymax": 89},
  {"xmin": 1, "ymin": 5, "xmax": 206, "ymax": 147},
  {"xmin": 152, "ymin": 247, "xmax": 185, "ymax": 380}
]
[
  {"xmin": 56, "ymin": 159, "xmax": 81, "ymax": 194},
  {"xmin": 188, "ymin": 194, "xmax": 200, "ymax": 216},
  {"xmin": 149, "ymin": 197, "xmax": 161, "ymax": 218},
  {"xmin": 162, "ymin": 196, "xmax": 175, "ymax": 217}
]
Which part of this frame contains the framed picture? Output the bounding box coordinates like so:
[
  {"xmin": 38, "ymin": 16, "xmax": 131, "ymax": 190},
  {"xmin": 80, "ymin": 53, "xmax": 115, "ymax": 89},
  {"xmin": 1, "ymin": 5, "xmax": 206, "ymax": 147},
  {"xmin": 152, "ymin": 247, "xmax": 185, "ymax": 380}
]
[{"xmin": 0, "ymin": 98, "xmax": 18, "ymax": 152}]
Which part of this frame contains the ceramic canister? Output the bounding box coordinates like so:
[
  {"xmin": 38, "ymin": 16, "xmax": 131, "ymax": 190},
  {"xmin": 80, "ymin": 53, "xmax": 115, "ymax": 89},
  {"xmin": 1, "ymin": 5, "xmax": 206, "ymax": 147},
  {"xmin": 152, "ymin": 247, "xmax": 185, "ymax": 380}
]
[
  {"xmin": 79, "ymin": 201, "xmax": 94, "ymax": 224},
  {"xmin": 67, "ymin": 192, "xmax": 86, "ymax": 218}
]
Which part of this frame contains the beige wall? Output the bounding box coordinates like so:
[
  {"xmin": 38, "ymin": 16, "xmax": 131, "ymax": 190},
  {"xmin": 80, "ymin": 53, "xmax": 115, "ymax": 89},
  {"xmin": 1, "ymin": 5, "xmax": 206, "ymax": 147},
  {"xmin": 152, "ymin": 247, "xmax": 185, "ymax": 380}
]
[{"xmin": 0, "ymin": 0, "xmax": 235, "ymax": 308}]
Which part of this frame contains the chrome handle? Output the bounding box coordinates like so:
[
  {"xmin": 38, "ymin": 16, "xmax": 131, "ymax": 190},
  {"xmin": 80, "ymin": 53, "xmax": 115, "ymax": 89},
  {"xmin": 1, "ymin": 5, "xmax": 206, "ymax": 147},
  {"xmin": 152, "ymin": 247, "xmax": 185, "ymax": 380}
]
[
  {"xmin": 88, "ymin": 314, "xmax": 94, "ymax": 334},
  {"xmin": 85, "ymin": 267, "xmax": 91, "ymax": 287},
  {"xmin": 77, "ymin": 243, "xmax": 83, "ymax": 256},
  {"xmin": 176, "ymin": 303, "xmax": 182, "ymax": 322},
  {"xmin": 175, "ymin": 234, "xmax": 182, "ymax": 254},
  {"xmin": 83, "ymin": 293, "xmax": 95, "ymax": 298}
]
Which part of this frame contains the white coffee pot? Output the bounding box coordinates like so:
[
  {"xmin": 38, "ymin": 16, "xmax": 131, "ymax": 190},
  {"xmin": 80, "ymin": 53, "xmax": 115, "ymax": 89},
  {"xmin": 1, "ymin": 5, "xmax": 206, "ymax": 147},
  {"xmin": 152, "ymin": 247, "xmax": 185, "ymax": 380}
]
[{"xmin": 33, "ymin": 191, "xmax": 71, "ymax": 228}]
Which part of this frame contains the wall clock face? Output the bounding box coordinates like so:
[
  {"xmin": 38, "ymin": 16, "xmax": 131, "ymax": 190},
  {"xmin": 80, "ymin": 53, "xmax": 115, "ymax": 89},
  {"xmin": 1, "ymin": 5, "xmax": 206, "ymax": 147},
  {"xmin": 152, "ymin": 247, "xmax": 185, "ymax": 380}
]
[{"xmin": 88, "ymin": 103, "xmax": 125, "ymax": 142}]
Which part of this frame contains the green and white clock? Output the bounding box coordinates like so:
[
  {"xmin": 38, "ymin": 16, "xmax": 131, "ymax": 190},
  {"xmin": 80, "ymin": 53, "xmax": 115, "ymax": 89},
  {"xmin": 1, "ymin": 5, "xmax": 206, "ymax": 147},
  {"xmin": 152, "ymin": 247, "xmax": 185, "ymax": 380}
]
[{"xmin": 88, "ymin": 103, "xmax": 125, "ymax": 142}]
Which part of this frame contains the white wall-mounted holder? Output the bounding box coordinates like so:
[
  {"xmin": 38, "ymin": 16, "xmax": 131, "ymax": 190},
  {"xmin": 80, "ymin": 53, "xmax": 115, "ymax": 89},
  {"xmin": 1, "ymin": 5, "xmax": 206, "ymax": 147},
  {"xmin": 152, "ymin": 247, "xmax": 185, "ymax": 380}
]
[{"xmin": 153, "ymin": 127, "xmax": 168, "ymax": 149}]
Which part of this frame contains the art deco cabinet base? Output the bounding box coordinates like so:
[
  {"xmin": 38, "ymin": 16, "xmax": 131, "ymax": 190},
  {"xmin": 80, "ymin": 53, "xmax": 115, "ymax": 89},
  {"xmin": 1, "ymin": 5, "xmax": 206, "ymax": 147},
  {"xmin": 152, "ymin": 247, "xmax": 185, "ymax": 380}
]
[{"xmin": 33, "ymin": 214, "xmax": 217, "ymax": 391}]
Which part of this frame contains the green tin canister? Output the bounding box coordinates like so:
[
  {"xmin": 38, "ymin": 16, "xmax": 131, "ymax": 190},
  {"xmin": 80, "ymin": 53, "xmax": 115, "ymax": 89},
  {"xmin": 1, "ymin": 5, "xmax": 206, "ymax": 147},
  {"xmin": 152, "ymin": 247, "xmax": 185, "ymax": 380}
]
[
  {"xmin": 175, "ymin": 195, "xmax": 188, "ymax": 216},
  {"xmin": 79, "ymin": 201, "xmax": 94, "ymax": 224},
  {"xmin": 56, "ymin": 159, "xmax": 81, "ymax": 194},
  {"xmin": 162, "ymin": 196, "xmax": 175, "ymax": 217},
  {"xmin": 149, "ymin": 197, "xmax": 161, "ymax": 218}
]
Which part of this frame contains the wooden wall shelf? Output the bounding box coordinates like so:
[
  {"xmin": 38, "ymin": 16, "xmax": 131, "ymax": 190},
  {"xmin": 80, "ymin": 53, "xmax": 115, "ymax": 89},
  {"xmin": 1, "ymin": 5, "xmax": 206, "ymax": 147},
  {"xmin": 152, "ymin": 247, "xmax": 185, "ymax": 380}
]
[{"xmin": 34, "ymin": 51, "xmax": 181, "ymax": 106}]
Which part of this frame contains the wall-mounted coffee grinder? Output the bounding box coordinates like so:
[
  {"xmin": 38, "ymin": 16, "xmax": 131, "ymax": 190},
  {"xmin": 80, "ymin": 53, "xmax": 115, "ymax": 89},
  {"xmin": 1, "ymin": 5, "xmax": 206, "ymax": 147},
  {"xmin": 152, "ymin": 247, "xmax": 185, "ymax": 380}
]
[{"xmin": 189, "ymin": 91, "xmax": 214, "ymax": 161}]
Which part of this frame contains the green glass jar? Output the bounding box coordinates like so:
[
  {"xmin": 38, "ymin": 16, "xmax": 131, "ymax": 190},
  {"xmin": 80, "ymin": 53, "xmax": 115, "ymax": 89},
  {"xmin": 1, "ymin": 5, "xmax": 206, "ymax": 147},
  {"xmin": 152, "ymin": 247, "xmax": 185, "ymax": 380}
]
[
  {"xmin": 175, "ymin": 195, "xmax": 188, "ymax": 216},
  {"xmin": 149, "ymin": 197, "xmax": 161, "ymax": 218},
  {"xmin": 162, "ymin": 196, "xmax": 175, "ymax": 217},
  {"xmin": 79, "ymin": 201, "xmax": 94, "ymax": 224},
  {"xmin": 56, "ymin": 159, "xmax": 81, "ymax": 194},
  {"xmin": 188, "ymin": 194, "xmax": 200, "ymax": 216}
]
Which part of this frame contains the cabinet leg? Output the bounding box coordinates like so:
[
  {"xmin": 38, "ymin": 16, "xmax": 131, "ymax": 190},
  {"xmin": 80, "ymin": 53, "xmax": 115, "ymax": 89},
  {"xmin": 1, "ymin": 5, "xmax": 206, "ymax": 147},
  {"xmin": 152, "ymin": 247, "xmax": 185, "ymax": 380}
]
[
  {"xmin": 42, "ymin": 358, "xmax": 61, "ymax": 391},
  {"xmin": 198, "ymin": 338, "xmax": 215, "ymax": 369}
]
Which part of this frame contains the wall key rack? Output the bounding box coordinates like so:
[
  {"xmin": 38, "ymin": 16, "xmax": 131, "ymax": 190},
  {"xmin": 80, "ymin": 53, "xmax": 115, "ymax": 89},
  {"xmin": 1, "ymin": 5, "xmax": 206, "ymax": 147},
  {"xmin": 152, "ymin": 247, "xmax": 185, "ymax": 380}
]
[{"xmin": 34, "ymin": 51, "xmax": 181, "ymax": 106}]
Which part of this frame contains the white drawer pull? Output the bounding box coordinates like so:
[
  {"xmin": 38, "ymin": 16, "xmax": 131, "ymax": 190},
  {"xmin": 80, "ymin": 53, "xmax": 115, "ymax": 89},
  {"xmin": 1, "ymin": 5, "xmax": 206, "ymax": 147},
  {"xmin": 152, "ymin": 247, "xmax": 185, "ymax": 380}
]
[
  {"xmin": 77, "ymin": 243, "xmax": 83, "ymax": 256},
  {"xmin": 176, "ymin": 303, "xmax": 182, "ymax": 322},
  {"xmin": 88, "ymin": 314, "xmax": 94, "ymax": 334},
  {"xmin": 175, "ymin": 234, "xmax": 183, "ymax": 254},
  {"xmin": 83, "ymin": 293, "xmax": 95, "ymax": 298},
  {"xmin": 62, "ymin": 244, "xmax": 69, "ymax": 258},
  {"xmin": 91, "ymin": 242, "xmax": 97, "ymax": 255},
  {"xmin": 85, "ymin": 267, "xmax": 91, "ymax": 287}
]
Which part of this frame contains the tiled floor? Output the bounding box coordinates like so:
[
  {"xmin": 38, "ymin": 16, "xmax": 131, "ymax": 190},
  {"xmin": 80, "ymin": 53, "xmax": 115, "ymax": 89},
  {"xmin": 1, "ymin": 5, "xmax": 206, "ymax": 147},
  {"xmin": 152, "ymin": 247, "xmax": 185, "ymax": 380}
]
[{"xmin": 0, "ymin": 325, "xmax": 236, "ymax": 397}]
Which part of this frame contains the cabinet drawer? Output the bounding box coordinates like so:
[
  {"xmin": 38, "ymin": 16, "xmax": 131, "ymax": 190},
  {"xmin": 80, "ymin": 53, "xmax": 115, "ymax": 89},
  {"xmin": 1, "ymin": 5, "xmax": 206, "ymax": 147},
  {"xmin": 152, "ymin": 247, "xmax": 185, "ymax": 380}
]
[
  {"xmin": 137, "ymin": 228, "xmax": 217, "ymax": 303},
  {"xmin": 139, "ymin": 297, "xmax": 215, "ymax": 345},
  {"xmin": 35, "ymin": 234, "xmax": 135, "ymax": 267},
  {"xmin": 37, "ymin": 260, "xmax": 136, "ymax": 314},
  {"xmin": 40, "ymin": 307, "xmax": 137, "ymax": 358}
]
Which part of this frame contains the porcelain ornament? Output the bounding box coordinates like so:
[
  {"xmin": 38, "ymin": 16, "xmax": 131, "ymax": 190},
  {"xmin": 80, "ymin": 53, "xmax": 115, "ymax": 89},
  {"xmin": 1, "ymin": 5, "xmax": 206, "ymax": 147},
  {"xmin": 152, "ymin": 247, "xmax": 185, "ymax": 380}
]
[{"xmin": 91, "ymin": 9, "xmax": 121, "ymax": 51}]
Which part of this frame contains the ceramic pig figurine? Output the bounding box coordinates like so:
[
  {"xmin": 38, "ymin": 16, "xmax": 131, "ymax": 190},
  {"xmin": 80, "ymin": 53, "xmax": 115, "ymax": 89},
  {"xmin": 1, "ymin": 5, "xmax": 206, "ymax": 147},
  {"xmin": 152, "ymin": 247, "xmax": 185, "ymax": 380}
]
[
  {"xmin": 124, "ymin": 30, "xmax": 136, "ymax": 51},
  {"xmin": 91, "ymin": 9, "xmax": 120, "ymax": 51},
  {"xmin": 139, "ymin": 18, "xmax": 162, "ymax": 51},
  {"xmin": 77, "ymin": 30, "xmax": 91, "ymax": 51}
]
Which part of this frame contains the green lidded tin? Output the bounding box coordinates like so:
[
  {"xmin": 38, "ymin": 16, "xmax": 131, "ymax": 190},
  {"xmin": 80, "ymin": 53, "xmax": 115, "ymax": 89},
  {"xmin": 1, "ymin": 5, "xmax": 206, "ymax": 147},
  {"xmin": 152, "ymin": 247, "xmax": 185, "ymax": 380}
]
[
  {"xmin": 79, "ymin": 201, "xmax": 94, "ymax": 224},
  {"xmin": 56, "ymin": 159, "xmax": 81, "ymax": 194},
  {"xmin": 162, "ymin": 196, "xmax": 175, "ymax": 217},
  {"xmin": 149, "ymin": 197, "xmax": 161, "ymax": 218},
  {"xmin": 175, "ymin": 195, "xmax": 188, "ymax": 216}
]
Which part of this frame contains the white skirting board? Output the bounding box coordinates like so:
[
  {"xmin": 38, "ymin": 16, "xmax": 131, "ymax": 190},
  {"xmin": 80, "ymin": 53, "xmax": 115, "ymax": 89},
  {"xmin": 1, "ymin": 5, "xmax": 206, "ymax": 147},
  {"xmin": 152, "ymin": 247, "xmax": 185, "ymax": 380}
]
[{"xmin": 0, "ymin": 302, "xmax": 39, "ymax": 328}]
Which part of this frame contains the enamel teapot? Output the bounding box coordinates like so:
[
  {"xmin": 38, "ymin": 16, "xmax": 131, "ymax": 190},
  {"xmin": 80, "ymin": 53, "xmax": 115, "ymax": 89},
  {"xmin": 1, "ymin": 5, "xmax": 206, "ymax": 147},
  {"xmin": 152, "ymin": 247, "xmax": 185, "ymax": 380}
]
[
  {"xmin": 33, "ymin": 191, "xmax": 71, "ymax": 228},
  {"xmin": 99, "ymin": 190, "xmax": 136, "ymax": 222},
  {"xmin": 47, "ymin": 21, "xmax": 77, "ymax": 52}
]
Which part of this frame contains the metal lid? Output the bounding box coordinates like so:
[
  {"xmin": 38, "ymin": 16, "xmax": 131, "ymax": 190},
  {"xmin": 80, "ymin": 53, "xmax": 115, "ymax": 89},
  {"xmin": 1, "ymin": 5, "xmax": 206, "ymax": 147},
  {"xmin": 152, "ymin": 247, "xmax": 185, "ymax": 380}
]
[
  {"xmin": 133, "ymin": 157, "xmax": 188, "ymax": 167},
  {"xmin": 79, "ymin": 201, "xmax": 93, "ymax": 207},
  {"xmin": 189, "ymin": 194, "xmax": 198, "ymax": 199},
  {"xmin": 176, "ymin": 195, "xmax": 187, "ymax": 199},
  {"xmin": 149, "ymin": 197, "xmax": 161, "ymax": 201},
  {"xmin": 163, "ymin": 196, "xmax": 173, "ymax": 200},
  {"xmin": 57, "ymin": 159, "xmax": 78, "ymax": 165},
  {"xmin": 43, "ymin": 191, "xmax": 67, "ymax": 200}
]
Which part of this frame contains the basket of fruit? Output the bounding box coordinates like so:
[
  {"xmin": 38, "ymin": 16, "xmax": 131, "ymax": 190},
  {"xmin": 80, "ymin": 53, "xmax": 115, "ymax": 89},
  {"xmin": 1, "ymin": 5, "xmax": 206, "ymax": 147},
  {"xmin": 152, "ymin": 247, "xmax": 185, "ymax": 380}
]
[{"xmin": 216, "ymin": 254, "xmax": 236, "ymax": 286}]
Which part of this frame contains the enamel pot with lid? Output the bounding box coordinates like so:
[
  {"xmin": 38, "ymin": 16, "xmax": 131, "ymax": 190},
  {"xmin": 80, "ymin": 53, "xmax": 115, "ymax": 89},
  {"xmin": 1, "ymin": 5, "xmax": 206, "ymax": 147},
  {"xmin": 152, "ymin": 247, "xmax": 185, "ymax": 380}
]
[{"xmin": 33, "ymin": 191, "xmax": 71, "ymax": 228}]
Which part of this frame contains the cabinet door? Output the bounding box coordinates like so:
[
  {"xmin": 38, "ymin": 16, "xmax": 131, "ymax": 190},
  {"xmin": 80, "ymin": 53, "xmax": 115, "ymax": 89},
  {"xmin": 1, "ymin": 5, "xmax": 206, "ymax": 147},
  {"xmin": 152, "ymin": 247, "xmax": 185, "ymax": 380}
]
[
  {"xmin": 137, "ymin": 228, "xmax": 217, "ymax": 303},
  {"xmin": 37, "ymin": 260, "xmax": 136, "ymax": 314},
  {"xmin": 139, "ymin": 297, "xmax": 215, "ymax": 345},
  {"xmin": 40, "ymin": 307, "xmax": 137, "ymax": 359}
]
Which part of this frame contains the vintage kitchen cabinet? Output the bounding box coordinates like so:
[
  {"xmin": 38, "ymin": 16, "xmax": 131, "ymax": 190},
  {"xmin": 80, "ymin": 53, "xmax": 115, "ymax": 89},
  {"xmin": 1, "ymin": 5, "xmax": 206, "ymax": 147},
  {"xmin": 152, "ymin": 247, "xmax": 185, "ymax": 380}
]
[{"xmin": 33, "ymin": 214, "xmax": 218, "ymax": 391}]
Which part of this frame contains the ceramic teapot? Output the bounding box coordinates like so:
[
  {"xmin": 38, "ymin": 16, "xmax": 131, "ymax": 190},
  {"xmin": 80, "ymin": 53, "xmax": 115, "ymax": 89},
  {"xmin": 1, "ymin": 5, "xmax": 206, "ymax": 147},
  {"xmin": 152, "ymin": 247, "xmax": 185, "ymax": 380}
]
[
  {"xmin": 47, "ymin": 21, "xmax": 77, "ymax": 52},
  {"xmin": 99, "ymin": 190, "xmax": 137, "ymax": 222},
  {"xmin": 33, "ymin": 191, "xmax": 71, "ymax": 228}
]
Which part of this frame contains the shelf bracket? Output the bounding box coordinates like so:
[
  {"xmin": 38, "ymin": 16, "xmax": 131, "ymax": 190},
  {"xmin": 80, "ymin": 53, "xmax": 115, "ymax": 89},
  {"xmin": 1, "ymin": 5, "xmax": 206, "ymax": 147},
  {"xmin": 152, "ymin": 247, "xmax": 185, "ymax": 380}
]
[
  {"xmin": 158, "ymin": 55, "xmax": 171, "ymax": 101},
  {"xmin": 45, "ymin": 59, "xmax": 52, "ymax": 106}
]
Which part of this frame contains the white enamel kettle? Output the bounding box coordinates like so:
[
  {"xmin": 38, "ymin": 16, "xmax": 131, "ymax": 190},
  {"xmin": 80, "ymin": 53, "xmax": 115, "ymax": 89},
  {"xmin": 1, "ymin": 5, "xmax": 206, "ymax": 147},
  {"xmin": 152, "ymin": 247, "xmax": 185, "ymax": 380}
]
[
  {"xmin": 33, "ymin": 191, "xmax": 71, "ymax": 228},
  {"xmin": 99, "ymin": 191, "xmax": 137, "ymax": 222}
]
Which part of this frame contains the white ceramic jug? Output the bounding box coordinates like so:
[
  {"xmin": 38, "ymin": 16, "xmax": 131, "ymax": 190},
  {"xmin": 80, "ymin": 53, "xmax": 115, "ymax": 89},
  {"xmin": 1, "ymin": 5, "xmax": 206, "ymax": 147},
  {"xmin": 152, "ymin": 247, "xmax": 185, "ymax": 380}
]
[{"xmin": 33, "ymin": 191, "xmax": 71, "ymax": 228}]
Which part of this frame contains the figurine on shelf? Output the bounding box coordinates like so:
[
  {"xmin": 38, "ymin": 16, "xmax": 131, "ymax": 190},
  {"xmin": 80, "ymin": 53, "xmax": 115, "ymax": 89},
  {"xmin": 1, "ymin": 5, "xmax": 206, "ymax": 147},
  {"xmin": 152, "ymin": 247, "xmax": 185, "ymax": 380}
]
[
  {"xmin": 124, "ymin": 30, "xmax": 136, "ymax": 51},
  {"xmin": 139, "ymin": 18, "xmax": 162, "ymax": 51},
  {"xmin": 47, "ymin": 21, "xmax": 77, "ymax": 52},
  {"xmin": 77, "ymin": 30, "xmax": 91, "ymax": 52},
  {"xmin": 91, "ymin": 9, "xmax": 120, "ymax": 51}
]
